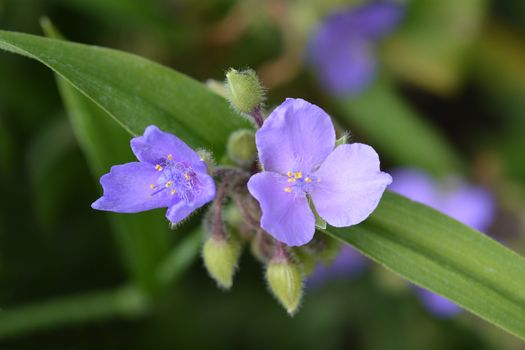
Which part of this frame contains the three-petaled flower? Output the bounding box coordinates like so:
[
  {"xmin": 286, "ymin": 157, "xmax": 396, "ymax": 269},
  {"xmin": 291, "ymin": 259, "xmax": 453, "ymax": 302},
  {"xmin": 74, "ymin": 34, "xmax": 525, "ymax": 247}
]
[
  {"xmin": 92, "ymin": 125, "xmax": 216, "ymax": 225},
  {"xmin": 248, "ymin": 98, "xmax": 392, "ymax": 246}
]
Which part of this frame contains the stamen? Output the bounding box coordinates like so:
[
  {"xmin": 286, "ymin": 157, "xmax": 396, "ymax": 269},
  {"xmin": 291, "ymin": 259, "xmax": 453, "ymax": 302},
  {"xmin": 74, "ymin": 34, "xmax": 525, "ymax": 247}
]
[
  {"xmin": 184, "ymin": 173, "xmax": 190, "ymax": 181},
  {"xmin": 165, "ymin": 180, "xmax": 173, "ymax": 188},
  {"xmin": 170, "ymin": 189, "xmax": 176, "ymax": 195},
  {"xmin": 294, "ymin": 172, "xmax": 303, "ymax": 179},
  {"xmin": 305, "ymin": 177, "xmax": 312, "ymax": 183},
  {"xmin": 150, "ymin": 184, "xmax": 157, "ymax": 189},
  {"xmin": 287, "ymin": 178, "xmax": 296, "ymax": 183},
  {"xmin": 167, "ymin": 154, "xmax": 173, "ymax": 160},
  {"xmin": 287, "ymin": 171, "xmax": 293, "ymax": 177},
  {"xmin": 284, "ymin": 187, "xmax": 292, "ymax": 193},
  {"xmin": 155, "ymin": 164, "xmax": 163, "ymax": 171}
]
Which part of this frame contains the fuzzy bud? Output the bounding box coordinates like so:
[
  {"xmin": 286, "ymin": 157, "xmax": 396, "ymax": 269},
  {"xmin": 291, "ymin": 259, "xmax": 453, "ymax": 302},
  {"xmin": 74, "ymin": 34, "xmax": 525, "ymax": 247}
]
[
  {"xmin": 225, "ymin": 68, "xmax": 265, "ymax": 114},
  {"xmin": 203, "ymin": 235, "xmax": 241, "ymax": 290},
  {"xmin": 226, "ymin": 129, "xmax": 256, "ymax": 167},
  {"xmin": 266, "ymin": 257, "xmax": 303, "ymax": 315}
]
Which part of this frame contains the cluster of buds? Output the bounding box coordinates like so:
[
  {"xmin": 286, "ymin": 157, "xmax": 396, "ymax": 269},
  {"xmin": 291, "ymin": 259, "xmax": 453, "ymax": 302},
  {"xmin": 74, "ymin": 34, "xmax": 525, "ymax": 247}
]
[{"xmin": 200, "ymin": 68, "xmax": 351, "ymax": 315}]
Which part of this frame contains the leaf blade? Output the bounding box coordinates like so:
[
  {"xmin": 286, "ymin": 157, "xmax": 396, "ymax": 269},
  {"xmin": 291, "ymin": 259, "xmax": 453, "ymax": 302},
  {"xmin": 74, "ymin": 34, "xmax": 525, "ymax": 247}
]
[
  {"xmin": 324, "ymin": 192, "xmax": 525, "ymax": 340},
  {"xmin": 0, "ymin": 30, "xmax": 251, "ymax": 155}
]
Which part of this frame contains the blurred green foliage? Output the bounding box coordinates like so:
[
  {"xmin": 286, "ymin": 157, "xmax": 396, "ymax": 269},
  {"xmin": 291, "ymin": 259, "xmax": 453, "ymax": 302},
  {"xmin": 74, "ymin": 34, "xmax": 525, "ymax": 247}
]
[{"xmin": 1, "ymin": 0, "xmax": 525, "ymax": 349}]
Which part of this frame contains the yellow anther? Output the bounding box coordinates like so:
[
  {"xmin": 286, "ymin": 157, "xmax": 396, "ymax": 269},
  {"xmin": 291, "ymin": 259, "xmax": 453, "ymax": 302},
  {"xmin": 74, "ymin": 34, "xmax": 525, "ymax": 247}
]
[
  {"xmin": 287, "ymin": 171, "xmax": 293, "ymax": 177},
  {"xmin": 165, "ymin": 181, "xmax": 173, "ymax": 188},
  {"xmin": 294, "ymin": 172, "xmax": 303, "ymax": 179},
  {"xmin": 287, "ymin": 178, "xmax": 296, "ymax": 183},
  {"xmin": 170, "ymin": 189, "xmax": 177, "ymax": 195},
  {"xmin": 305, "ymin": 177, "xmax": 312, "ymax": 183},
  {"xmin": 284, "ymin": 187, "xmax": 292, "ymax": 193},
  {"xmin": 155, "ymin": 164, "xmax": 163, "ymax": 171},
  {"xmin": 167, "ymin": 154, "xmax": 173, "ymax": 160},
  {"xmin": 150, "ymin": 184, "xmax": 157, "ymax": 189},
  {"xmin": 184, "ymin": 173, "xmax": 190, "ymax": 180}
]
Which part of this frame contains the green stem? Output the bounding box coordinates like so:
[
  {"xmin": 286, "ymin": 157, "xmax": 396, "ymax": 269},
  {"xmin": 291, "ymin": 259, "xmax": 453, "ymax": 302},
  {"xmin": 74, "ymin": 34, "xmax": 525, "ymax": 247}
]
[
  {"xmin": 156, "ymin": 229, "xmax": 203, "ymax": 287},
  {"xmin": 0, "ymin": 286, "xmax": 148, "ymax": 339}
]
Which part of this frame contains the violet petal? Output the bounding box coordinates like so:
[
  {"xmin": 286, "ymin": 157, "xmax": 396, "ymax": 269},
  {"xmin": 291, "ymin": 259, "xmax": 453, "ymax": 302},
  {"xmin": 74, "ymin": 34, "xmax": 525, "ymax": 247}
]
[
  {"xmin": 247, "ymin": 171, "xmax": 315, "ymax": 246},
  {"xmin": 91, "ymin": 162, "xmax": 171, "ymax": 213},
  {"xmin": 256, "ymin": 98, "xmax": 335, "ymax": 174},
  {"xmin": 311, "ymin": 143, "xmax": 391, "ymax": 227}
]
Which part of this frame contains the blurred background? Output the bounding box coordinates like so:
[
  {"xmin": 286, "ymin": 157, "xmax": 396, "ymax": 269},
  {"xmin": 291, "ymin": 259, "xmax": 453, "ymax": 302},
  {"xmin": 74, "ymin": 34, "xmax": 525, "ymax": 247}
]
[{"xmin": 1, "ymin": 0, "xmax": 525, "ymax": 349}]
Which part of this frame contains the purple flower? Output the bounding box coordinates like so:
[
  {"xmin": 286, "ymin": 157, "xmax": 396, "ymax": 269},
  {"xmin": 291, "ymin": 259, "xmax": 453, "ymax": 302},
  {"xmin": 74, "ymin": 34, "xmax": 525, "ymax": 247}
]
[
  {"xmin": 389, "ymin": 168, "xmax": 494, "ymax": 232},
  {"xmin": 247, "ymin": 98, "xmax": 391, "ymax": 246},
  {"xmin": 308, "ymin": 3, "xmax": 404, "ymax": 96},
  {"xmin": 92, "ymin": 125, "xmax": 216, "ymax": 225},
  {"xmin": 390, "ymin": 168, "xmax": 495, "ymax": 318}
]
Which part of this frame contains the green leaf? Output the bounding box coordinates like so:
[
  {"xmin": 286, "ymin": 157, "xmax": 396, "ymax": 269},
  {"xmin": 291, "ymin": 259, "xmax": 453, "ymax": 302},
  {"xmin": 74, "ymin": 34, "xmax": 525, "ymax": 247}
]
[
  {"xmin": 2, "ymin": 28, "xmax": 524, "ymax": 340},
  {"xmin": 384, "ymin": 0, "xmax": 488, "ymax": 94},
  {"xmin": 0, "ymin": 30, "xmax": 251, "ymax": 157},
  {"xmin": 323, "ymin": 192, "xmax": 525, "ymax": 340},
  {"xmin": 0, "ymin": 285, "xmax": 147, "ymax": 339},
  {"xmin": 40, "ymin": 22, "xmax": 170, "ymax": 295},
  {"xmin": 337, "ymin": 79, "xmax": 462, "ymax": 177}
]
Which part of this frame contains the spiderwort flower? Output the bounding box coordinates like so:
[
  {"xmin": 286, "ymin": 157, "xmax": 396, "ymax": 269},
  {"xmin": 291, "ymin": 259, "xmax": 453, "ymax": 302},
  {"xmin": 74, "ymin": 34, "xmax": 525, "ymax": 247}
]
[
  {"xmin": 92, "ymin": 125, "xmax": 216, "ymax": 225},
  {"xmin": 390, "ymin": 168, "xmax": 495, "ymax": 318},
  {"xmin": 247, "ymin": 98, "xmax": 392, "ymax": 246},
  {"xmin": 308, "ymin": 3, "xmax": 404, "ymax": 96}
]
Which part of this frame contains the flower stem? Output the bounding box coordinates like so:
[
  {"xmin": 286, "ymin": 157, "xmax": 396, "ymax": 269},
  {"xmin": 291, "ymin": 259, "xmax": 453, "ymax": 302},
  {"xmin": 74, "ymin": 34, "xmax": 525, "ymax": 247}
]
[
  {"xmin": 249, "ymin": 105, "xmax": 264, "ymax": 128},
  {"xmin": 212, "ymin": 180, "xmax": 228, "ymax": 240}
]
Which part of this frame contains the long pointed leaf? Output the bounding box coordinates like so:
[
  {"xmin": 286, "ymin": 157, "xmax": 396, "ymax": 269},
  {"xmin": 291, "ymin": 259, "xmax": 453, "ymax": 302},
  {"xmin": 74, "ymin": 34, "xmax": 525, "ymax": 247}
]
[
  {"xmin": 0, "ymin": 30, "xmax": 250, "ymax": 156},
  {"xmin": 324, "ymin": 192, "xmax": 525, "ymax": 340}
]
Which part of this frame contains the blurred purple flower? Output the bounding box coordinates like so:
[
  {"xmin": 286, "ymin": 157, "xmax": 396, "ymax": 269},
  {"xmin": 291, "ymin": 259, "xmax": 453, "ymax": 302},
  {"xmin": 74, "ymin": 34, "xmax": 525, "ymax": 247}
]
[
  {"xmin": 308, "ymin": 2, "xmax": 404, "ymax": 97},
  {"xmin": 308, "ymin": 246, "xmax": 367, "ymax": 287},
  {"xmin": 389, "ymin": 168, "xmax": 495, "ymax": 232},
  {"xmin": 92, "ymin": 125, "xmax": 216, "ymax": 225},
  {"xmin": 390, "ymin": 168, "xmax": 495, "ymax": 318},
  {"xmin": 247, "ymin": 98, "xmax": 391, "ymax": 246}
]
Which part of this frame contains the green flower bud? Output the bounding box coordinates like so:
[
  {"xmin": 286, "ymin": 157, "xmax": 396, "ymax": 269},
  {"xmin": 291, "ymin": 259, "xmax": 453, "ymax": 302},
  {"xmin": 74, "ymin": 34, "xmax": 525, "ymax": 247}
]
[
  {"xmin": 225, "ymin": 68, "xmax": 265, "ymax": 114},
  {"xmin": 202, "ymin": 235, "xmax": 241, "ymax": 290},
  {"xmin": 226, "ymin": 129, "xmax": 256, "ymax": 167},
  {"xmin": 266, "ymin": 259, "xmax": 303, "ymax": 315},
  {"xmin": 293, "ymin": 249, "xmax": 317, "ymax": 276}
]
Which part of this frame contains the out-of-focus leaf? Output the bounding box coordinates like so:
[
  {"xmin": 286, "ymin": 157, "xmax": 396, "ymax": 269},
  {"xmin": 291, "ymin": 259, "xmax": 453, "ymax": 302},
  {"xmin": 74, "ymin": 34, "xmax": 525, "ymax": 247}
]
[
  {"xmin": 156, "ymin": 228, "xmax": 203, "ymax": 288},
  {"xmin": 384, "ymin": 0, "xmax": 488, "ymax": 95},
  {"xmin": 0, "ymin": 30, "xmax": 251, "ymax": 157},
  {"xmin": 40, "ymin": 21, "xmax": 170, "ymax": 295},
  {"xmin": 0, "ymin": 285, "xmax": 147, "ymax": 339},
  {"xmin": 337, "ymin": 80, "xmax": 462, "ymax": 177},
  {"xmin": 324, "ymin": 192, "xmax": 525, "ymax": 341},
  {"xmin": 1, "ymin": 26, "xmax": 523, "ymax": 341},
  {"xmin": 472, "ymin": 24, "xmax": 525, "ymax": 181}
]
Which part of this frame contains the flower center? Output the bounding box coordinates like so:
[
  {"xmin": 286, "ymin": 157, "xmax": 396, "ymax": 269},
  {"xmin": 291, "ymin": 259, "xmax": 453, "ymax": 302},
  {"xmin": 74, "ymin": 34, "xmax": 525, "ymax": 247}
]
[
  {"xmin": 149, "ymin": 154, "xmax": 200, "ymax": 202},
  {"xmin": 283, "ymin": 170, "xmax": 318, "ymax": 194}
]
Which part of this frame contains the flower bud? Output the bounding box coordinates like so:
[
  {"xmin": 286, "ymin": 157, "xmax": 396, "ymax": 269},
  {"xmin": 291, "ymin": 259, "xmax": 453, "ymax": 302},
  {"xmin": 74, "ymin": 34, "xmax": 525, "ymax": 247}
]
[
  {"xmin": 266, "ymin": 259, "xmax": 303, "ymax": 315},
  {"xmin": 226, "ymin": 129, "xmax": 256, "ymax": 167},
  {"xmin": 202, "ymin": 235, "xmax": 241, "ymax": 289},
  {"xmin": 225, "ymin": 68, "xmax": 265, "ymax": 114}
]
